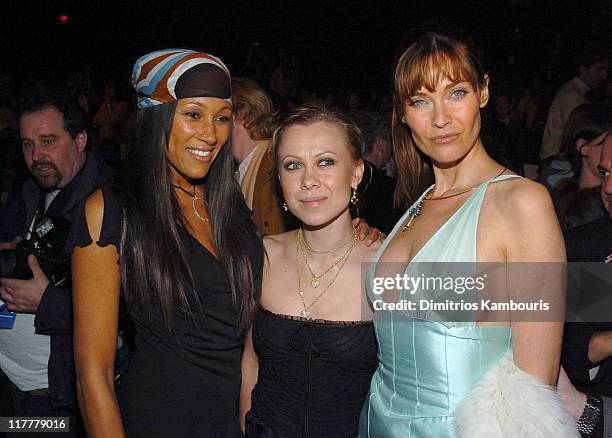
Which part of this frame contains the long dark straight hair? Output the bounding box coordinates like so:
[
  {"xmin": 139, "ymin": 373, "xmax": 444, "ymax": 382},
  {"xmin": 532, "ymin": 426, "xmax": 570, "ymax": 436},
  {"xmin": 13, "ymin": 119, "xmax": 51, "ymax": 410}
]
[{"xmin": 118, "ymin": 101, "xmax": 263, "ymax": 334}]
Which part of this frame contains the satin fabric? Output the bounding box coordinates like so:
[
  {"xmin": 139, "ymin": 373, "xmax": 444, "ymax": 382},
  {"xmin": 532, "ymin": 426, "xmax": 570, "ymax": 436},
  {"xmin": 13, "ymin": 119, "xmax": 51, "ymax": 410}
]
[{"xmin": 359, "ymin": 175, "xmax": 520, "ymax": 437}]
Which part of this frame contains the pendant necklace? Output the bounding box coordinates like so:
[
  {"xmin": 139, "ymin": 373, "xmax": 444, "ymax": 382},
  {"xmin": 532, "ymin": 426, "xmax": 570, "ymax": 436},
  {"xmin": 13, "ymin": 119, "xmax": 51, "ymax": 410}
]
[
  {"xmin": 172, "ymin": 184, "xmax": 209, "ymax": 222},
  {"xmin": 295, "ymin": 231, "xmax": 357, "ymax": 319},
  {"xmin": 401, "ymin": 167, "xmax": 507, "ymax": 232},
  {"xmin": 401, "ymin": 190, "xmax": 431, "ymax": 232},
  {"xmin": 298, "ymin": 228, "xmax": 357, "ymax": 288}
]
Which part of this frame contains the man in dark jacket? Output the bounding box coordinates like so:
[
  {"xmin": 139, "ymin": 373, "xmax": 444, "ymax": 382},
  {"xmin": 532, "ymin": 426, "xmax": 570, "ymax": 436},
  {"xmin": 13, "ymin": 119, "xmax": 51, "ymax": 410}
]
[
  {"xmin": 0, "ymin": 88, "xmax": 114, "ymax": 436},
  {"xmin": 559, "ymin": 131, "xmax": 612, "ymax": 437},
  {"xmin": 356, "ymin": 114, "xmax": 404, "ymax": 234}
]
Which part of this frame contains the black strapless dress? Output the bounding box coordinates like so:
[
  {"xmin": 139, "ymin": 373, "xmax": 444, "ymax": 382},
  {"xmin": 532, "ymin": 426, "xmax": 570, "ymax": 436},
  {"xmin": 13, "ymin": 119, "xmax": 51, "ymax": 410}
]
[{"xmin": 245, "ymin": 307, "xmax": 378, "ymax": 438}]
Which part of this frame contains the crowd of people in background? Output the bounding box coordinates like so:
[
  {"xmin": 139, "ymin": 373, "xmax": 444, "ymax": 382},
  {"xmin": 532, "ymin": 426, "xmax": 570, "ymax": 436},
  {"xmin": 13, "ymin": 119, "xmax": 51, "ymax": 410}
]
[
  {"xmin": 0, "ymin": 40, "xmax": 610, "ymax": 210},
  {"xmin": 0, "ymin": 28, "xmax": 610, "ymax": 438}
]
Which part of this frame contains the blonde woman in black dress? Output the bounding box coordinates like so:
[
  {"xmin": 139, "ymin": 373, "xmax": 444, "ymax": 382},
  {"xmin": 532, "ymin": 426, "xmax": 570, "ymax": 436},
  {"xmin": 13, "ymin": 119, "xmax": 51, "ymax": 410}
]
[{"xmin": 240, "ymin": 106, "xmax": 380, "ymax": 437}]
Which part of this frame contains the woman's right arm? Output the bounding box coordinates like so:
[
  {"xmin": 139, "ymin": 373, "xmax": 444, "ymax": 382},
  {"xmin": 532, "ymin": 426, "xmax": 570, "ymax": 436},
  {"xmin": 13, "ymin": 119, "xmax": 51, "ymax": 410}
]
[
  {"xmin": 72, "ymin": 189, "xmax": 125, "ymax": 437},
  {"xmin": 240, "ymin": 325, "xmax": 259, "ymax": 432}
]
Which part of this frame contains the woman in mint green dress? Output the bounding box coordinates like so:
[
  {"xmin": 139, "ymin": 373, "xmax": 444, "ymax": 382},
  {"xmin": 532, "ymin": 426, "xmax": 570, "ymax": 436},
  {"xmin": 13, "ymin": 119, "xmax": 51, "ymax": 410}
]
[{"xmin": 359, "ymin": 33, "xmax": 577, "ymax": 437}]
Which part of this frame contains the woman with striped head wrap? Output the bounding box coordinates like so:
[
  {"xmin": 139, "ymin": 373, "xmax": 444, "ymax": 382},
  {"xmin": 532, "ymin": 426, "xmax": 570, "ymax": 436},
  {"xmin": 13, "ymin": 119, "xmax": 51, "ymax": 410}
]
[{"xmin": 71, "ymin": 49, "xmax": 264, "ymax": 437}]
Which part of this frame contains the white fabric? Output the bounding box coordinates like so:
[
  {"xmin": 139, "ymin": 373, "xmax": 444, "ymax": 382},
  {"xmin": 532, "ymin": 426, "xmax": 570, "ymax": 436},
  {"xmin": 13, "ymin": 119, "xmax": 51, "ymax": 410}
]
[
  {"xmin": 540, "ymin": 77, "xmax": 590, "ymax": 160},
  {"xmin": 238, "ymin": 146, "xmax": 257, "ymax": 185},
  {"xmin": 0, "ymin": 190, "xmax": 59, "ymax": 390},
  {"xmin": 454, "ymin": 351, "xmax": 578, "ymax": 437},
  {"xmin": 0, "ymin": 313, "xmax": 50, "ymax": 391},
  {"xmin": 45, "ymin": 190, "xmax": 60, "ymax": 211},
  {"xmin": 589, "ymin": 365, "xmax": 600, "ymax": 381},
  {"xmin": 24, "ymin": 190, "xmax": 59, "ymax": 241},
  {"xmin": 133, "ymin": 49, "xmax": 184, "ymax": 87}
]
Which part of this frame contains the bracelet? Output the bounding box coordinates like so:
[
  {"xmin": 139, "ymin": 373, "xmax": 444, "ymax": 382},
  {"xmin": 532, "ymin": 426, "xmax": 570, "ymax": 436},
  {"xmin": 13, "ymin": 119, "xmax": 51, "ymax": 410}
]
[{"xmin": 576, "ymin": 393, "xmax": 602, "ymax": 435}]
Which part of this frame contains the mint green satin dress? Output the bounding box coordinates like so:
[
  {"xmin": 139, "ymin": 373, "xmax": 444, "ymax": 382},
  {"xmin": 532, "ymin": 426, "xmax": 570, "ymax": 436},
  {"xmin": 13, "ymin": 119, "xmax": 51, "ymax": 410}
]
[{"xmin": 359, "ymin": 175, "xmax": 520, "ymax": 438}]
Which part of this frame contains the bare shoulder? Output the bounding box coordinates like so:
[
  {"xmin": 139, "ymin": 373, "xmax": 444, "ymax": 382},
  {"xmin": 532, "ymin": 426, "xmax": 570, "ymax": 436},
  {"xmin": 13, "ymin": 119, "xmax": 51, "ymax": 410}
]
[
  {"xmin": 83, "ymin": 188, "xmax": 106, "ymax": 241},
  {"xmin": 263, "ymin": 230, "xmax": 297, "ymax": 259},
  {"xmin": 487, "ymin": 176, "xmax": 564, "ymax": 262},
  {"xmin": 489, "ymin": 177, "xmax": 554, "ymax": 220}
]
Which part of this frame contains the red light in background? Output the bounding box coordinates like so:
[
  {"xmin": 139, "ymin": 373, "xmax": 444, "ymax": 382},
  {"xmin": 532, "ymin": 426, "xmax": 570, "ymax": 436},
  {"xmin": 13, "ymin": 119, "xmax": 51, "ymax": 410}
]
[{"xmin": 58, "ymin": 14, "xmax": 69, "ymax": 24}]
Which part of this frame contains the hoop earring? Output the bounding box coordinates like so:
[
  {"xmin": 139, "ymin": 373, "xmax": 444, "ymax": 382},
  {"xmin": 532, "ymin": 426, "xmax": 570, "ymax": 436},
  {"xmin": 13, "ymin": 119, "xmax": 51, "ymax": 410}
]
[
  {"xmin": 350, "ymin": 187, "xmax": 358, "ymax": 205},
  {"xmin": 282, "ymin": 202, "xmax": 288, "ymax": 212}
]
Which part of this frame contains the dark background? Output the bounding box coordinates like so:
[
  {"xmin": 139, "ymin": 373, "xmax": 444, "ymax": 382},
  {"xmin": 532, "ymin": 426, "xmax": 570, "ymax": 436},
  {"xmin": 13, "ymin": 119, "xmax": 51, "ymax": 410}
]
[{"xmin": 1, "ymin": 0, "xmax": 609, "ymax": 95}]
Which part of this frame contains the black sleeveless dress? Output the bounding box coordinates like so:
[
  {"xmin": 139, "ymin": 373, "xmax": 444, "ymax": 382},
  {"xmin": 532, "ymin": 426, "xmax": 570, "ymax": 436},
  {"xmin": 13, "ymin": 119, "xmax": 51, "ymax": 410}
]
[
  {"xmin": 245, "ymin": 307, "xmax": 378, "ymax": 438},
  {"xmin": 68, "ymin": 186, "xmax": 262, "ymax": 437}
]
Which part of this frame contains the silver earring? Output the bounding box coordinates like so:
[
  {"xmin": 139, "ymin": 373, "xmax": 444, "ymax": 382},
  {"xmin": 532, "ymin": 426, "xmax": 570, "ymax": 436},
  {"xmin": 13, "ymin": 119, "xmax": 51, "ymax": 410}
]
[{"xmin": 282, "ymin": 202, "xmax": 288, "ymax": 212}]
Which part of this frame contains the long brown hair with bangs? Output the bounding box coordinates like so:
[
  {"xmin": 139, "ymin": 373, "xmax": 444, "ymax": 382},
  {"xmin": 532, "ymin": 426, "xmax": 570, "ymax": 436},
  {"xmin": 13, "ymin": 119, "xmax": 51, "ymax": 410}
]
[{"xmin": 392, "ymin": 32, "xmax": 486, "ymax": 207}]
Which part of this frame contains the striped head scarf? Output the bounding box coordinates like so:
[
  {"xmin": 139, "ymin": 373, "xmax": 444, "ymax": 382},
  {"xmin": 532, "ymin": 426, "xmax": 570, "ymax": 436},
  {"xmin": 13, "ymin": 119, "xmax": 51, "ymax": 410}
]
[{"xmin": 132, "ymin": 48, "xmax": 231, "ymax": 109}]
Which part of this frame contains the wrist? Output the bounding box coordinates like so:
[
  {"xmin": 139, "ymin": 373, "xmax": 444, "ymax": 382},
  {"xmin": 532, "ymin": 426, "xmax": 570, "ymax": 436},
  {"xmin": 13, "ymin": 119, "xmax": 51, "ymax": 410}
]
[
  {"xmin": 567, "ymin": 390, "xmax": 588, "ymax": 420},
  {"xmin": 577, "ymin": 391, "xmax": 588, "ymax": 418}
]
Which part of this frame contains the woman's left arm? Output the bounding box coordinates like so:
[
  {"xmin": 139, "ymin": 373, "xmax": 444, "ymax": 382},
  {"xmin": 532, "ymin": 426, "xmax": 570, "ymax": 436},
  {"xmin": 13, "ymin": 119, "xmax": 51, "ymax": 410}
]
[{"xmin": 502, "ymin": 181, "xmax": 566, "ymax": 385}]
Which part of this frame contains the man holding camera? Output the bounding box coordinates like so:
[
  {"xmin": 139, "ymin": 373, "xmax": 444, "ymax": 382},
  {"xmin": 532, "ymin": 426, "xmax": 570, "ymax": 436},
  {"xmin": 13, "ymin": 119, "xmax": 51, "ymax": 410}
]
[{"xmin": 0, "ymin": 88, "xmax": 113, "ymax": 435}]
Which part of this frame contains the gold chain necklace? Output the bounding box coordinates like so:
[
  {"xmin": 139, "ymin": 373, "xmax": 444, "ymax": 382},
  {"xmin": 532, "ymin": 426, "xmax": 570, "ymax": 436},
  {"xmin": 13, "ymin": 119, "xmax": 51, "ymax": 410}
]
[
  {"xmin": 296, "ymin": 233, "xmax": 356, "ymax": 319},
  {"xmin": 298, "ymin": 227, "xmax": 357, "ymax": 254},
  {"xmin": 427, "ymin": 167, "xmax": 507, "ymax": 201},
  {"xmin": 298, "ymin": 228, "xmax": 357, "ymax": 288},
  {"xmin": 172, "ymin": 184, "xmax": 209, "ymax": 222},
  {"xmin": 401, "ymin": 167, "xmax": 506, "ymax": 232}
]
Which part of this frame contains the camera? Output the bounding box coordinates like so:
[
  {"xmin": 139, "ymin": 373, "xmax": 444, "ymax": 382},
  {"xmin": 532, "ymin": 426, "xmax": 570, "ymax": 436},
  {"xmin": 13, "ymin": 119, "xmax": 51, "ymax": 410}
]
[{"xmin": 0, "ymin": 215, "xmax": 71, "ymax": 287}]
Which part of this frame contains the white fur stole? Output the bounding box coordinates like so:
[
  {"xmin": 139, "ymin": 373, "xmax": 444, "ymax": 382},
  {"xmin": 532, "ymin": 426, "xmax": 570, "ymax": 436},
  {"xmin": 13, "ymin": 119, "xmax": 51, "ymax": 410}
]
[{"xmin": 454, "ymin": 352, "xmax": 578, "ymax": 437}]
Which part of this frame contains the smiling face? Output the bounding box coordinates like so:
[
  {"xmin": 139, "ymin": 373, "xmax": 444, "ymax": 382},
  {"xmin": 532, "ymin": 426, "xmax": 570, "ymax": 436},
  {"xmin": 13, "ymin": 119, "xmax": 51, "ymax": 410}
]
[
  {"xmin": 403, "ymin": 76, "xmax": 489, "ymax": 166},
  {"xmin": 166, "ymin": 96, "xmax": 232, "ymax": 185},
  {"xmin": 278, "ymin": 121, "xmax": 363, "ymax": 227}
]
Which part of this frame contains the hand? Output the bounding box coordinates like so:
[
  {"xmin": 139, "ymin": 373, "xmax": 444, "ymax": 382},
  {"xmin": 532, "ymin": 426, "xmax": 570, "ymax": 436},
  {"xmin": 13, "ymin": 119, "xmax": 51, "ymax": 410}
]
[
  {"xmin": 0, "ymin": 236, "xmax": 23, "ymax": 251},
  {"xmin": 557, "ymin": 366, "xmax": 587, "ymax": 421},
  {"xmin": 352, "ymin": 218, "xmax": 386, "ymax": 247},
  {"xmin": 0, "ymin": 255, "xmax": 49, "ymax": 313},
  {"xmin": 588, "ymin": 329, "xmax": 612, "ymax": 363}
]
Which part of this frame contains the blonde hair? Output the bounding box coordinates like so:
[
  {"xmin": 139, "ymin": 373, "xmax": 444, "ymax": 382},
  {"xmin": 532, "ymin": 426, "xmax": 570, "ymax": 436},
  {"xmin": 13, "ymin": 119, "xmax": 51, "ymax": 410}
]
[
  {"xmin": 231, "ymin": 77, "xmax": 278, "ymax": 140},
  {"xmin": 393, "ymin": 33, "xmax": 486, "ymax": 206},
  {"xmin": 272, "ymin": 104, "xmax": 364, "ymax": 172}
]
